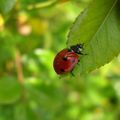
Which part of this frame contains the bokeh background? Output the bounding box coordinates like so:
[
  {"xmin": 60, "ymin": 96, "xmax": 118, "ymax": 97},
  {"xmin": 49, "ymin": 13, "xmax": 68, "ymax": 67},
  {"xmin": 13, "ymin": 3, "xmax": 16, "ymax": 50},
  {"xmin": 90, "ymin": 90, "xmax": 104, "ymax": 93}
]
[{"xmin": 0, "ymin": 0, "xmax": 120, "ymax": 120}]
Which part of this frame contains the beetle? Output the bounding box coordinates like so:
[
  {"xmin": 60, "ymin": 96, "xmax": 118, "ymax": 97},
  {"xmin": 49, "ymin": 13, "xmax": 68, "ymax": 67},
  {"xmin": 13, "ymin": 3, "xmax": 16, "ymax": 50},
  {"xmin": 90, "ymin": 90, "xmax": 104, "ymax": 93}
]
[{"xmin": 53, "ymin": 44, "xmax": 85, "ymax": 75}]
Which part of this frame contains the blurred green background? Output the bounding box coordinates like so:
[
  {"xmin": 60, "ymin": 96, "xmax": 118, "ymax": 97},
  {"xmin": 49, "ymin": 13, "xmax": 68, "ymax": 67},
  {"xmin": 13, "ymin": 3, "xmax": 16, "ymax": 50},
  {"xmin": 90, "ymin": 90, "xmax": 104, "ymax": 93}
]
[{"xmin": 0, "ymin": 0, "xmax": 120, "ymax": 120}]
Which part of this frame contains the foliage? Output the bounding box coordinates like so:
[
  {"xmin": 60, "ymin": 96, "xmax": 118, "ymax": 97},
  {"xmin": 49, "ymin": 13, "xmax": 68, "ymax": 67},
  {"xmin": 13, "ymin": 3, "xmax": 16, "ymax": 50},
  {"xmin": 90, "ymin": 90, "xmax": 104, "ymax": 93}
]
[
  {"xmin": 68, "ymin": 0, "xmax": 120, "ymax": 75},
  {"xmin": 0, "ymin": 0, "xmax": 120, "ymax": 120},
  {"xmin": 0, "ymin": 0, "xmax": 16, "ymax": 14}
]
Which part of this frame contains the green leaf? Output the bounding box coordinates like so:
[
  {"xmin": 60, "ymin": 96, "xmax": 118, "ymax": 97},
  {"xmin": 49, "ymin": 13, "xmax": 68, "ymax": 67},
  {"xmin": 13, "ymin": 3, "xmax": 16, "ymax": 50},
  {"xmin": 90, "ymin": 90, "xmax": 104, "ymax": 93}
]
[
  {"xmin": 0, "ymin": 0, "xmax": 16, "ymax": 14},
  {"xmin": 67, "ymin": 0, "xmax": 120, "ymax": 74},
  {"xmin": 14, "ymin": 103, "xmax": 27, "ymax": 120},
  {"xmin": 0, "ymin": 75, "xmax": 22, "ymax": 104}
]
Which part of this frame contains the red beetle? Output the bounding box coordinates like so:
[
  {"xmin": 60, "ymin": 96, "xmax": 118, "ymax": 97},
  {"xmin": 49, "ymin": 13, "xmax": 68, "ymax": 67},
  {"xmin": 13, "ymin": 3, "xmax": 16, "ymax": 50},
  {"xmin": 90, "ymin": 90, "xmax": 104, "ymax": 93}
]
[{"xmin": 53, "ymin": 44, "xmax": 84, "ymax": 75}]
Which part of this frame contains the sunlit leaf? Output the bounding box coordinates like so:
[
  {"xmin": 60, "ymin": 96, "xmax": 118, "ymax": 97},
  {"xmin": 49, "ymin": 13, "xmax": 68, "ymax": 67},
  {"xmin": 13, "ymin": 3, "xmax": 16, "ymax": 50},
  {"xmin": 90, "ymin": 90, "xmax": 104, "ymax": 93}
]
[{"xmin": 67, "ymin": 0, "xmax": 120, "ymax": 74}]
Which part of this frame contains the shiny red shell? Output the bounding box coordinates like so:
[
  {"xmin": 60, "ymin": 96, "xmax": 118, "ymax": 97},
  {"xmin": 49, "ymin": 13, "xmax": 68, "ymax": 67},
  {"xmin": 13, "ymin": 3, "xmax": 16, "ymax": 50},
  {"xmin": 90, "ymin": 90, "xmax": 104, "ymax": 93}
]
[{"xmin": 53, "ymin": 49, "xmax": 79, "ymax": 75}]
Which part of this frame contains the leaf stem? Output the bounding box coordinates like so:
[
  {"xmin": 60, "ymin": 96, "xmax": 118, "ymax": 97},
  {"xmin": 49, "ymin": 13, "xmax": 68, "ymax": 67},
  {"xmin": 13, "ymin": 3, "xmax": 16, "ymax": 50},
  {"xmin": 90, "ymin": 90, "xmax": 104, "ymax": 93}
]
[
  {"xmin": 15, "ymin": 48, "xmax": 27, "ymax": 101},
  {"xmin": 15, "ymin": 49, "xmax": 24, "ymax": 85}
]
